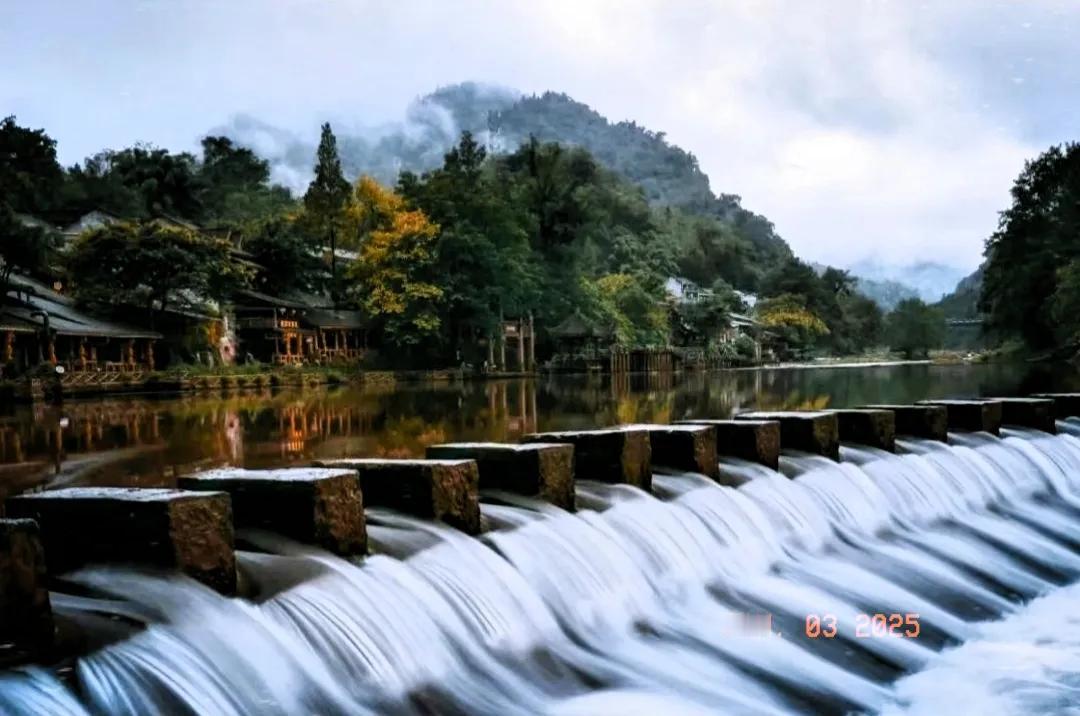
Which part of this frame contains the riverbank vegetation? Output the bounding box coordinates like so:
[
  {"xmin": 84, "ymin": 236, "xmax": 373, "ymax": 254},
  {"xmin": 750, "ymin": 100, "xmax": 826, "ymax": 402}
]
[
  {"xmin": 1, "ymin": 109, "xmax": 949, "ymax": 369},
  {"xmin": 980, "ymin": 143, "xmax": 1080, "ymax": 358}
]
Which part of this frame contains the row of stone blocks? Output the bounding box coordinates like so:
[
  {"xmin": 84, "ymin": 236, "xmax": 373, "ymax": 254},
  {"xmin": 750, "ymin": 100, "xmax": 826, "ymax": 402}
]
[{"xmin": 3, "ymin": 392, "xmax": 1077, "ymax": 656}]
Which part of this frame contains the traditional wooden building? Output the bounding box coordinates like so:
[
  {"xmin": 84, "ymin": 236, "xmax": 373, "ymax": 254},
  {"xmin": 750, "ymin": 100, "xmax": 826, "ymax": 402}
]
[
  {"xmin": 548, "ymin": 313, "xmax": 626, "ymax": 373},
  {"xmin": 232, "ymin": 289, "xmax": 366, "ymax": 366},
  {"xmin": 2, "ymin": 275, "xmax": 161, "ymax": 378},
  {"xmin": 488, "ymin": 315, "xmax": 536, "ymax": 372}
]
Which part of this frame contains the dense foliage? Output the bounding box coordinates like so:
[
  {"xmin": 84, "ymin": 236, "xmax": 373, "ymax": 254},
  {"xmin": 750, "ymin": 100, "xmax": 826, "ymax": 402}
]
[
  {"xmin": 1, "ymin": 111, "xmax": 892, "ymax": 366},
  {"xmin": 886, "ymin": 299, "xmax": 946, "ymax": 359},
  {"xmin": 981, "ymin": 143, "xmax": 1080, "ymax": 349}
]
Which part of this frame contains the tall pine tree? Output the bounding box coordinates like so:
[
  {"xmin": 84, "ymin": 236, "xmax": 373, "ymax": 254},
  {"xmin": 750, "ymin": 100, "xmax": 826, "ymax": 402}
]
[{"xmin": 303, "ymin": 123, "xmax": 350, "ymax": 302}]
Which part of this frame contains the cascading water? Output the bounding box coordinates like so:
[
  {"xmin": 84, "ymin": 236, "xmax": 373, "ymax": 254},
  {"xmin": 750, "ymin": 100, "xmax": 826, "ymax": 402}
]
[{"xmin": 4, "ymin": 425, "xmax": 1080, "ymax": 715}]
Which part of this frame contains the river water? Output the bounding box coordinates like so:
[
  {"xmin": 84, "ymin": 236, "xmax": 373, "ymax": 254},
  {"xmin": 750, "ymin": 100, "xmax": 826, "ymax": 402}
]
[
  {"xmin": 2, "ymin": 361, "xmax": 1078, "ymax": 495},
  {"xmin": 3, "ymin": 362, "xmax": 1080, "ymax": 714}
]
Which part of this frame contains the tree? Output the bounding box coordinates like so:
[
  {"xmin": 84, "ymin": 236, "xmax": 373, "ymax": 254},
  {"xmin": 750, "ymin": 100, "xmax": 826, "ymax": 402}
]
[
  {"xmin": 0, "ymin": 206, "xmax": 57, "ymax": 288},
  {"xmin": 197, "ymin": 136, "xmax": 294, "ymax": 223},
  {"xmin": 886, "ymin": 298, "xmax": 945, "ymax": 358},
  {"xmin": 0, "ymin": 116, "xmax": 64, "ymax": 215},
  {"xmin": 585, "ymin": 273, "xmax": 670, "ymax": 346},
  {"xmin": 981, "ymin": 143, "xmax": 1080, "ymax": 348},
  {"xmin": 303, "ymin": 123, "xmax": 351, "ymax": 301},
  {"xmin": 242, "ymin": 216, "xmax": 324, "ymax": 294},
  {"xmin": 756, "ymin": 294, "xmax": 829, "ymax": 360},
  {"xmin": 344, "ymin": 177, "xmax": 443, "ymax": 349},
  {"xmin": 66, "ymin": 221, "xmax": 248, "ymax": 327}
]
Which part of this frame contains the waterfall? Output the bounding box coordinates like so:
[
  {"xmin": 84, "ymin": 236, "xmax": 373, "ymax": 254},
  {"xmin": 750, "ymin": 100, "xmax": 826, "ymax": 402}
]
[{"xmin": 3, "ymin": 428, "xmax": 1080, "ymax": 715}]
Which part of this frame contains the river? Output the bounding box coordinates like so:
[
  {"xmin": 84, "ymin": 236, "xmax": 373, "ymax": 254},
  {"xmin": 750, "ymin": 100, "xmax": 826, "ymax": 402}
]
[{"xmin": 2, "ymin": 361, "xmax": 1078, "ymax": 497}]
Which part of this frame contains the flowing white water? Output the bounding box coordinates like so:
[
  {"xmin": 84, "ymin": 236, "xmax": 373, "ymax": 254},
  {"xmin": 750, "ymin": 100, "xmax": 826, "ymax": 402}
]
[{"xmin": 3, "ymin": 425, "xmax": 1080, "ymax": 714}]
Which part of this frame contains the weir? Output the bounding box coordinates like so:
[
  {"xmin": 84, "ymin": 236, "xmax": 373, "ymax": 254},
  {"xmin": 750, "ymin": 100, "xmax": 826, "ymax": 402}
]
[{"xmin": 2, "ymin": 394, "xmax": 1080, "ymax": 714}]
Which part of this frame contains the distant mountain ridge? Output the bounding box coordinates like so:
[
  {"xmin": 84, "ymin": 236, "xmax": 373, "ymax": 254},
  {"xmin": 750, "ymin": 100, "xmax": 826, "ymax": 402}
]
[
  {"xmin": 216, "ymin": 82, "xmax": 792, "ymax": 266},
  {"xmin": 847, "ymin": 260, "xmax": 968, "ymax": 303}
]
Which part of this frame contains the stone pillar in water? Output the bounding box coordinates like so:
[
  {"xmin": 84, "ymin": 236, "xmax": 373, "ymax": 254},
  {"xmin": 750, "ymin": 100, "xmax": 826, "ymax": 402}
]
[
  {"xmin": 989, "ymin": 397, "xmax": 1057, "ymax": 433},
  {"xmin": 522, "ymin": 427, "xmax": 652, "ymax": 490},
  {"xmin": 5, "ymin": 488, "xmax": 237, "ymax": 594},
  {"xmin": 0, "ymin": 518, "xmax": 53, "ymax": 660},
  {"xmin": 734, "ymin": 411, "xmax": 840, "ymax": 461},
  {"xmin": 674, "ymin": 419, "xmax": 781, "ymax": 470},
  {"xmin": 917, "ymin": 399, "xmax": 1002, "ymax": 435},
  {"xmin": 314, "ymin": 458, "xmax": 481, "ymax": 534},
  {"xmin": 178, "ymin": 467, "xmax": 367, "ymax": 555},
  {"xmin": 1032, "ymin": 393, "xmax": 1080, "ymax": 420},
  {"xmin": 424, "ymin": 442, "xmax": 575, "ymax": 510},
  {"xmin": 630, "ymin": 424, "xmax": 718, "ymax": 478},
  {"xmin": 861, "ymin": 404, "xmax": 948, "ymax": 442},
  {"xmin": 828, "ymin": 409, "xmax": 896, "ymax": 451}
]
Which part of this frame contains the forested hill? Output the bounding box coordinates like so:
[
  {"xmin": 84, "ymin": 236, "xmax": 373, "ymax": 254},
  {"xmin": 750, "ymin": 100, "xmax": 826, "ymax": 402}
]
[{"xmin": 221, "ymin": 83, "xmax": 792, "ymax": 266}]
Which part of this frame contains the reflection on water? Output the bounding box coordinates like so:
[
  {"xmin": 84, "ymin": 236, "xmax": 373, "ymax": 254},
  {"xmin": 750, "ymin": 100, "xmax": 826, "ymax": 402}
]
[{"xmin": 1, "ymin": 362, "xmax": 1077, "ymax": 495}]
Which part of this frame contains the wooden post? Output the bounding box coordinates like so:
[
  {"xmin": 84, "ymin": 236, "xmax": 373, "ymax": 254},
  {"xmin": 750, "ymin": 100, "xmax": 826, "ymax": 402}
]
[
  {"xmin": 78, "ymin": 339, "xmax": 87, "ymax": 370},
  {"xmin": 517, "ymin": 318, "xmax": 525, "ymax": 371},
  {"xmin": 499, "ymin": 327, "xmax": 507, "ymax": 371},
  {"xmin": 528, "ymin": 313, "xmax": 536, "ymax": 370},
  {"xmin": 4, "ymin": 331, "xmax": 15, "ymax": 363},
  {"xmin": 146, "ymin": 340, "xmax": 155, "ymax": 370},
  {"xmin": 125, "ymin": 339, "xmax": 135, "ymax": 368}
]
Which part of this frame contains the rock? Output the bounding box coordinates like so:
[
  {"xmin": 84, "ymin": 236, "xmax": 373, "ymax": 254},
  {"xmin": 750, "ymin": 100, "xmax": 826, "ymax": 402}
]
[
  {"xmin": 522, "ymin": 427, "xmax": 651, "ymax": 490},
  {"xmin": 6, "ymin": 488, "xmax": 236, "ymax": 594},
  {"xmin": 917, "ymin": 399, "xmax": 1002, "ymax": 435},
  {"xmin": 424, "ymin": 442, "xmax": 575, "ymax": 510},
  {"xmin": 313, "ymin": 459, "xmax": 481, "ymax": 534},
  {"xmin": 178, "ymin": 468, "xmax": 366, "ymax": 555},
  {"xmin": 632, "ymin": 424, "xmax": 717, "ymax": 478},
  {"xmin": 829, "ymin": 409, "xmax": 896, "ymax": 451},
  {"xmin": 989, "ymin": 397, "xmax": 1056, "ymax": 434},
  {"xmin": 861, "ymin": 404, "xmax": 949, "ymax": 442},
  {"xmin": 734, "ymin": 411, "xmax": 839, "ymax": 461},
  {"xmin": 0, "ymin": 519, "xmax": 53, "ymax": 656},
  {"xmin": 1031, "ymin": 393, "xmax": 1080, "ymax": 421},
  {"xmin": 674, "ymin": 419, "xmax": 781, "ymax": 469}
]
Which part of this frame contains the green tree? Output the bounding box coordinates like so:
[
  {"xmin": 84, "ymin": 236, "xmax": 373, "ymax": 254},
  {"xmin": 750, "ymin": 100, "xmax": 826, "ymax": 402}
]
[
  {"xmin": 197, "ymin": 136, "xmax": 294, "ymax": 223},
  {"xmin": 886, "ymin": 298, "xmax": 945, "ymax": 358},
  {"xmin": 303, "ymin": 123, "xmax": 351, "ymax": 300},
  {"xmin": 0, "ymin": 206, "xmax": 58, "ymax": 288},
  {"xmin": 981, "ymin": 143, "xmax": 1080, "ymax": 348},
  {"xmin": 66, "ymin": 221, "xmax": 248, "ymax": 327},
  {"xmin": 0, "ymin": 116, "xmax": 64, "ymax": 215},
  {"xmin": 242, "ymin": 216, "xmax": 325, "ymax": 294}
]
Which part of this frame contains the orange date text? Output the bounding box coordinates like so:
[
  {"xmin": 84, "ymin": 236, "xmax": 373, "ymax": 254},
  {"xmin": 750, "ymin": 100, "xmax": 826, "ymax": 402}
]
[{"xmin": 804, "ymin": 613, "xmax": 920, "ymax": 638}]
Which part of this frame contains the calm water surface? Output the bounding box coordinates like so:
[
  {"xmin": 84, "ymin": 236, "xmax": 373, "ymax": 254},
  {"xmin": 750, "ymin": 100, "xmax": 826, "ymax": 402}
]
[{"xmin": 3, "ymin": 361, "xmax": 1078, "ymax": 496}]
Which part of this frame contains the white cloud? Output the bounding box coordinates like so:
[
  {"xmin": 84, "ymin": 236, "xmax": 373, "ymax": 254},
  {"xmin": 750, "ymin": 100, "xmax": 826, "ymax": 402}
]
[{"xmin": 4, "ymin": 0, "xmax": 1075, "ymax": 271}]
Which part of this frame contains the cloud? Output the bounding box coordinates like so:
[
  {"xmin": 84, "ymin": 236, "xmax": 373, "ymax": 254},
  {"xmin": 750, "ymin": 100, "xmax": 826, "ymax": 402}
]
[{"xmin": 3, "ymin": 0, "xmax": 1076, "ymax": 271}]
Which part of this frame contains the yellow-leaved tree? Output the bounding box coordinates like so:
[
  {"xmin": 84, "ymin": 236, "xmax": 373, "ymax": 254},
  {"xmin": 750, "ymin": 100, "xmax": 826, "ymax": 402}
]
[
  {"xmin": 344, "ymin": 176, "xmax": 444, "ymax": 347},
  {"xmin": 755, "ymin": 293, "xmax": 829, "ymax": 360}
]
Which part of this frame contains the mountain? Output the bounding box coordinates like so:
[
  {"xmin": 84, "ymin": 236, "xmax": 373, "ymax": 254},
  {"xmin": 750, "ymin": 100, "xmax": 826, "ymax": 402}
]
[
  {"xmin": 216, "ymin": 82, "xmax": 792, "ymax": 266},
  {"xmin": 852, "ymin": 277, "xmax": 920, "ymax": 310},
  {"xmin": 847, "ymin": 260, "xmax": 969, "ymax": 303},
  {"xmin": 936, "ymin": 266, "xmax": 984, "ymax": 319}
]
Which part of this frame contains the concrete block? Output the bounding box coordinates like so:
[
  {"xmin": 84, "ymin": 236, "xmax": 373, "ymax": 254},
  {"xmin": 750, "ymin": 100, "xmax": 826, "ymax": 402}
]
[
  {"xmin": 179, "ymin": 468, "xmax": 366, "ymax": 555},
  {"xmin": 1031, "ymin": 393, "xmax": 1080, "ymax": 420},
  {"xmin": 829, "ymin": 409, "xmax": 896, "ymax": 451},
  {"xmin": 424, "ymin": 442, "xmax": 575, "ymax": 510},
  {"xmin": 917, "ymin": 399, "xmax": 1002, "ymax": 435},
  {"xmin": 314, "ymin": 459, "xmax": 481, "ymax": 534},
  {"xmin": 0, "ymin": 519, "xmax": 53, "ymax": 654},
  {"xmin": 632, "ymin": 424, "xmax": 717, "ymax": 478},
  {"xmin": 522, "ymin": 427, "xmax": 651, "ymax": 490},
  {"xmin": 861, "ymin": 404, "xmax": 948, "ymax": 442},
  {"xmin": 6, "ymin": 488, "xmax": 236, "ymax": 594},
  {"xmin": 989, "ymin": 397, "xmax": 1056, "ymax": 433},
  {"xmin": 735, "ymin": 411, "xmax": 839, "ymax": 461},
  {"xmin": 674, "ymin": 419, "xmax": 781, "ymax": 470}
]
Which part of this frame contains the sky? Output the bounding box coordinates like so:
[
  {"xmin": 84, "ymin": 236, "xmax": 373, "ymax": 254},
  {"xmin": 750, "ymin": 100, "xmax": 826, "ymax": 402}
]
[{"xmin": 4, "ymin": 0, "xmax": 1079, "ymax": 271}]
